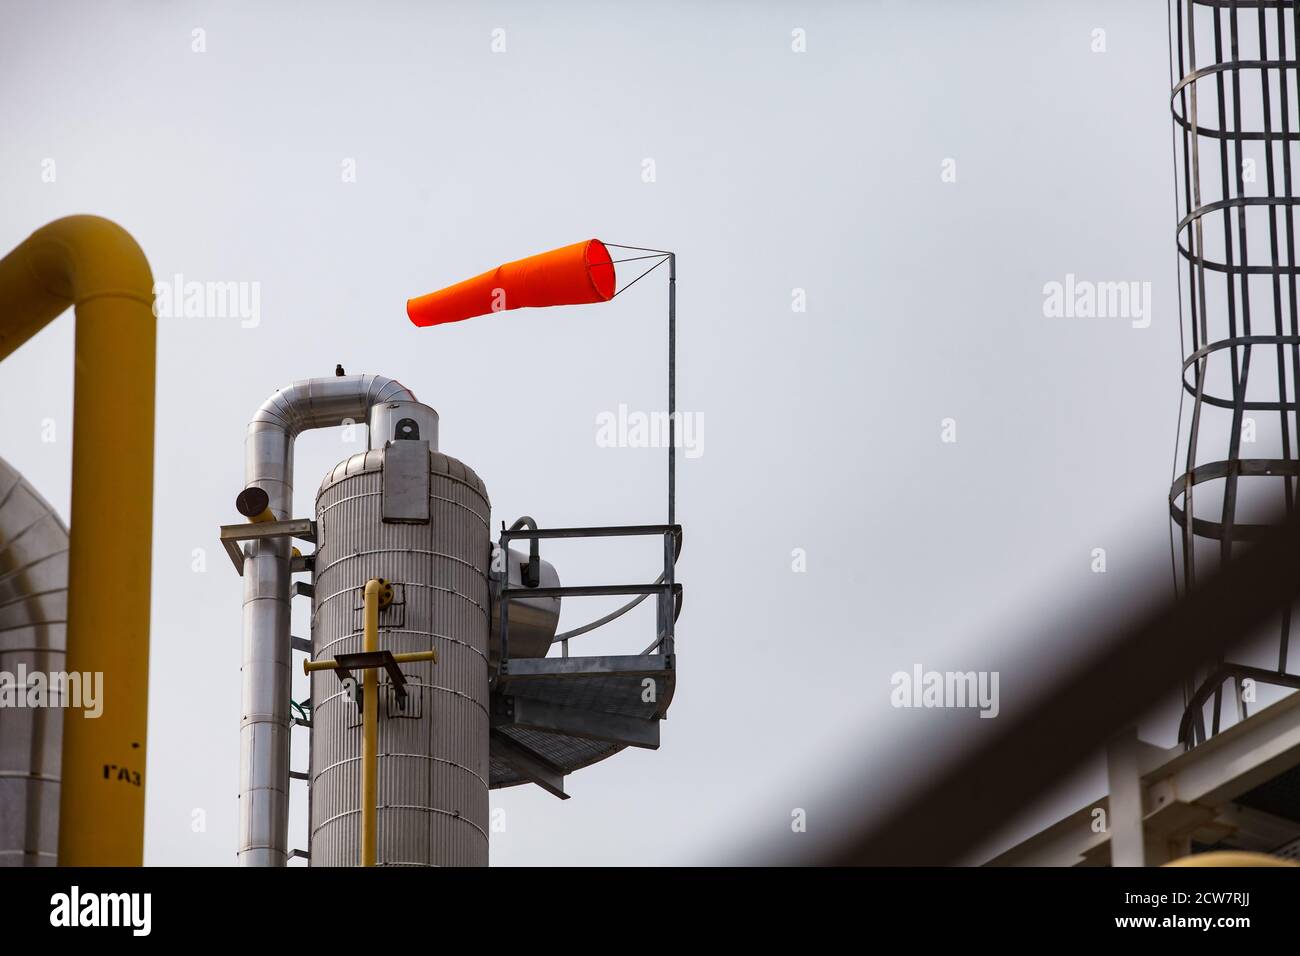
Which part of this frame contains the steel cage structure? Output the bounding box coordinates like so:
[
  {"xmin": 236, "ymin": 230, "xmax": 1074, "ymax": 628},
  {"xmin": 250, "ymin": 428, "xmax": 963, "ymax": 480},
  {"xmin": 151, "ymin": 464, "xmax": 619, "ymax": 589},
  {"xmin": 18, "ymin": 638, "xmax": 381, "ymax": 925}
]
[{"xmin": 1170, "ymin": 0, "xmax": 1300, "ymax": 744}]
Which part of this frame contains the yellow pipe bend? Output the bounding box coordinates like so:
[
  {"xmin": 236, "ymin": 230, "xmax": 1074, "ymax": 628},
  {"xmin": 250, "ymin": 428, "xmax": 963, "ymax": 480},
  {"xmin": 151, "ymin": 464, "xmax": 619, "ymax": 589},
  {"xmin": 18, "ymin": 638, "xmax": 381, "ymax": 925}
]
[{"xmin": 0, "ymin": 215, "xmax": 155, "ymax": 866}]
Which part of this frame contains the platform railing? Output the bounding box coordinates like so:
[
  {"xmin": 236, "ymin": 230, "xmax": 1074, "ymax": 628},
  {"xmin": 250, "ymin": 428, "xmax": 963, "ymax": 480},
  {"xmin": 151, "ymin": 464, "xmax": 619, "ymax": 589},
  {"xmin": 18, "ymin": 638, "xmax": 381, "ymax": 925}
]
[{"xmin": 496, "ymin": 523, "xmax": 683, "ymax": 668}]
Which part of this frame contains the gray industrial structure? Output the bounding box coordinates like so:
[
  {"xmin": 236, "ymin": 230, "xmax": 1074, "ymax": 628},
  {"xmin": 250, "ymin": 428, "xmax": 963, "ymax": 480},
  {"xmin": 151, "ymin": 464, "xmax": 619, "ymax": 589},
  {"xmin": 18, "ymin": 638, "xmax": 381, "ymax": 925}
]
[
  {"xmin": 218, "ymin": 225, "xmax": 684, "ymax": 873},
  {"xmin": 1169, "ymin": 0, "xmax": 1300, "ymax": 744},
  {"xmin": 310, "ymin": 446, "xmax": 493, "ymax": 867},
  {"xmin": 233, "ymin": 375, "xmax": 423, "ymax": 866},
  {"xmin": 989, "ymin": 0, "xmax": 1300, "ymax": 867},
  {"xmin": 0, "ymin": 457, "xmax": 67, "ymax": 866},
  {"xmin": 220, "ymin": 373, "xmax": 682, "ymax": 866}
]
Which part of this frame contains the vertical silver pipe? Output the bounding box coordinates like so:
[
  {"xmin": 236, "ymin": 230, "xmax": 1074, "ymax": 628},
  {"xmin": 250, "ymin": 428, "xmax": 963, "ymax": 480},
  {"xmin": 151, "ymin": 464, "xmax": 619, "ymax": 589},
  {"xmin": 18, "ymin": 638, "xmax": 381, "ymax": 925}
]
[{"xmin": 238, "ymin": 374, "xmax": 416, "ymax": 866}]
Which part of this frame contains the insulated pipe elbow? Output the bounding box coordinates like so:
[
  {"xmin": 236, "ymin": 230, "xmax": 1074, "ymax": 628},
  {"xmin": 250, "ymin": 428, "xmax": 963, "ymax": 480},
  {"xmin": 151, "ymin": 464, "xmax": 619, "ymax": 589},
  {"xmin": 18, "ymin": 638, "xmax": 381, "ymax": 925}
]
[
  {"xmin": 0, "ymin": 215, "xmax": 155, "ymax": 867},
  {"xmin": 249, "ymin": 374, "xmax": 417, "ymax": 439},
  {"xmin": 238, "ymin": 373, "xmax": 423, "ymax": 867},
  {"xmin": 243, "ymin": 375, "xmax": 416, "ymax": 518},
  {"xmin": 0, "ymin": 215, "xmax": 154, "ymax": 362}
]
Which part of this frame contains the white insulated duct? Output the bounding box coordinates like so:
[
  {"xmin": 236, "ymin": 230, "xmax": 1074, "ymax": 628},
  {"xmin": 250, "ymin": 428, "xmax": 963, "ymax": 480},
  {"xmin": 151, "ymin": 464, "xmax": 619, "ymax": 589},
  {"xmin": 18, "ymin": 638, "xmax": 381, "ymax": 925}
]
[{"xmin": 239, "ymin": 374, "xmax": 433, "ymax": 866}]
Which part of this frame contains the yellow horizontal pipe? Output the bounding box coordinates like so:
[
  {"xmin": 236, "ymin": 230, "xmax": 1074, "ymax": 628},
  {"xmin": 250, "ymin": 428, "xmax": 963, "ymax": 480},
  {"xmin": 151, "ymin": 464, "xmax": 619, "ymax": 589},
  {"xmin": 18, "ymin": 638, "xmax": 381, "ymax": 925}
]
[
  {"xmin": 303, "ymin": 649, "xmax": 438, "ymax": 674},
  {"xmin": 0, "ymin": 216, "xmax": 155, "ymax": 866},
  {"xmin": 1164, "ymin": 851, "xmax": 1298, "ymax": 867},
  {"xmin": 234, "ymin": 487, "xmax": 274, "ymax": 524}
]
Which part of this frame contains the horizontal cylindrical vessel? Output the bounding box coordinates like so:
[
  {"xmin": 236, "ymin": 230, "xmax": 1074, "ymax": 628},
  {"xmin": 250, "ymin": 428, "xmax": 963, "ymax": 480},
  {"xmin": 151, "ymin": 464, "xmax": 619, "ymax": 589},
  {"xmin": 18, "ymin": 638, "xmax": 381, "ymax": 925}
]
[{"xmin": 489, "ymin": 547, "xmax": 560, "ymax": 670}]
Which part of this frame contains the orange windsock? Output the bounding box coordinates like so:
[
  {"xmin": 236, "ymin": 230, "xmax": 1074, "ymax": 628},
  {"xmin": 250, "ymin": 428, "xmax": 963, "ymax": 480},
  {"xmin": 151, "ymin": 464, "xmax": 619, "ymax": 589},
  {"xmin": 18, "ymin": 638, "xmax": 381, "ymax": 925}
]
[{"xmin": 407, "ymin": 239, "xmax": 616, "ymax": 327}]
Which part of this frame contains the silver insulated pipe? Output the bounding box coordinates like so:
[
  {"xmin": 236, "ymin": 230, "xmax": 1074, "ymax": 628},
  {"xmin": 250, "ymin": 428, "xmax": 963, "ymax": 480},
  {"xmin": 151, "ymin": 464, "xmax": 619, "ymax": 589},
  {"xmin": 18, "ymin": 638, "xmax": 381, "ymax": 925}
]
[
  {"xmin": 238, "ymin": 374, "xmax": 433, "ymax": 866},
  {"xmin": 0, "ymin": 456, "xmax": 68, "ymax": 867}
]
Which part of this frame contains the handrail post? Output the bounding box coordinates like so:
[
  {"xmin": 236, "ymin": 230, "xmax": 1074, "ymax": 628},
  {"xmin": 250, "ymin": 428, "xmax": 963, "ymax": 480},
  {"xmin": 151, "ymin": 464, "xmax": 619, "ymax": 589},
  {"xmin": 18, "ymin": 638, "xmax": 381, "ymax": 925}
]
[
  {"xmin": 668, "ymin": 253, "xmax": 676, "ymax": 530},
  {"xmin": 662, "ymin": 529, "xmax": 676, "ymax": 657}
]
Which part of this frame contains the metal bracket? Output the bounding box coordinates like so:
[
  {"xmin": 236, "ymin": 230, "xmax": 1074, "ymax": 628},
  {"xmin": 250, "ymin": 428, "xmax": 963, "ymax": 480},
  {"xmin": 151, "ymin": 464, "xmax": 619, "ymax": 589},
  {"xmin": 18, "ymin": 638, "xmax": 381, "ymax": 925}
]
[
  {"xmin": 333, "ymin": 651, "xmax": 411, "ymax": 710},
  {"xmin": 304, "ymin": 648, "xmax": 437, "ymax": 714},
  {"xmin": 352, "ymin": 582, "xmax": 403, "ymax": 627},
  {"xmin": 489, "ymin": 729, "xmax": 569, "ymax": 800},
  {"xmin": 219, "ymin": 518, "xmax": 317, "ymax": 574}
]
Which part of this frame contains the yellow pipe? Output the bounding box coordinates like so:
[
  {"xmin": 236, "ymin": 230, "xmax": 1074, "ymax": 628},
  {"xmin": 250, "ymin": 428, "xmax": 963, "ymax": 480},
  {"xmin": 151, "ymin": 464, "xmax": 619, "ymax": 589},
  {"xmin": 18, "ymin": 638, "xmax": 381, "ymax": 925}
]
[
  {"xmin": 303, "ymin": 650, "xmax": 437, "ymax": 674},
  {"xmin": 361, "ymin": 578, "xmax": 382, "ymax": 867},
  {"xmin": 1164, "ymin": 851, "xmax": 1298, "ymax": 867},
  {"xmin": 0, "ymin": 216, "xmax": 155, "ymax": 866},
  {"xmin": 235, "ymin": 486, "xmax": 275, "ymax": 524}
]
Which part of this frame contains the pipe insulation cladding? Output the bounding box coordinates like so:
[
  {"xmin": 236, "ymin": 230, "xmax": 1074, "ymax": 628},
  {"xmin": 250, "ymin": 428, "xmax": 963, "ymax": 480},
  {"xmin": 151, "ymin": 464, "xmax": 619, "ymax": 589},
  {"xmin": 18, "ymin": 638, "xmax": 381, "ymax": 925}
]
[
  {"xmin": 309, "ymin": 447, "xmax": 491, "ymax": 866},
  {"xmin": 239, "ymin": 375, "xmax": 432, "ymax": 866},
  {"xmin": 0, "ymin": 457, "xmax": 68, "ymax": 866}
]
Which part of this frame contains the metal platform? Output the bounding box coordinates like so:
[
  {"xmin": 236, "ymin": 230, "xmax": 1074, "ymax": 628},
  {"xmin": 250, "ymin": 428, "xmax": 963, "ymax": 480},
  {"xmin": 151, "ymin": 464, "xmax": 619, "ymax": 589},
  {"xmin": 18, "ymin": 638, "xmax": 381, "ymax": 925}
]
[
  {"xmin": 487, "ymin": 524, "xmax": 681, "ymax": 799},
  {"xmin": 488, "ymin": 653, "xmax": 675, "ymax": 797},
  {"xmin": 986, "ymin": 688, "xmax": 1300, "ymax": 866}
]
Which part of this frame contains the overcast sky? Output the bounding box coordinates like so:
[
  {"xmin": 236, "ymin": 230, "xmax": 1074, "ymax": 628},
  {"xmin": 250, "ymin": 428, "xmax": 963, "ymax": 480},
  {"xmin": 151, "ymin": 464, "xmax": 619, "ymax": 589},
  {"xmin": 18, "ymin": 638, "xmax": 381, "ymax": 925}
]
[{"xmin": 0, "ymin": 1, "xmax": 1206, "ymax": 865}]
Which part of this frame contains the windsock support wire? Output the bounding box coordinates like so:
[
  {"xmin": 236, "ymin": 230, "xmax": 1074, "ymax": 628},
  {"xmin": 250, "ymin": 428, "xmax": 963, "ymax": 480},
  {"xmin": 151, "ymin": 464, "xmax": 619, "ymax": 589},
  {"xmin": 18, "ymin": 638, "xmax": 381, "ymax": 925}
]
[{"xmin": 603, "ymin": 243, "xmax": 676, "ymax": 528}]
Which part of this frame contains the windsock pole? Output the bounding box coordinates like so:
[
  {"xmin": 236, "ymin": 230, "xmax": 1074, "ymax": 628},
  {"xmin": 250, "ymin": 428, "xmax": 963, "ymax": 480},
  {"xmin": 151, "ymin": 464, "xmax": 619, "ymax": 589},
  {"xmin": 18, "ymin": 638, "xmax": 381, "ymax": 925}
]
[{"xmin": 668, "ymin": 253, "xmax": 676, "ymax": 530}]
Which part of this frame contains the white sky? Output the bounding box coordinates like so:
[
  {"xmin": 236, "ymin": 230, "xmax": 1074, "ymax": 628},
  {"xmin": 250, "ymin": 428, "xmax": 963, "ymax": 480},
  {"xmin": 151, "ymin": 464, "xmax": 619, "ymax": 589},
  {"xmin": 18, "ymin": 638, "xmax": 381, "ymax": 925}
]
[{"xmin": 0, "ymin": 0, "xmax": 1199, "ymax": 864}]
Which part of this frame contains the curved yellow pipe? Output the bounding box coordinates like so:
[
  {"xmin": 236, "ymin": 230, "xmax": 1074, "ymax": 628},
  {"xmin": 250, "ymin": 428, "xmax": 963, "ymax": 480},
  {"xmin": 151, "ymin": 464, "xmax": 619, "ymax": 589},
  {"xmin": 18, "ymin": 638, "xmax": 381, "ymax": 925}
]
[
  {"xmin": 1164, "ymin": 851, "xmax": 1298, "ymax": 867},
  {"xmin": 0, "ymin": 215, "xmax": 155, "ymax": 866}
]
